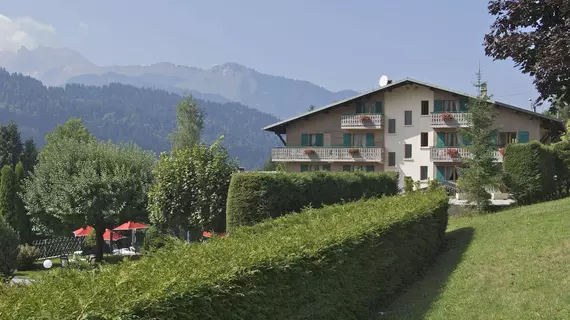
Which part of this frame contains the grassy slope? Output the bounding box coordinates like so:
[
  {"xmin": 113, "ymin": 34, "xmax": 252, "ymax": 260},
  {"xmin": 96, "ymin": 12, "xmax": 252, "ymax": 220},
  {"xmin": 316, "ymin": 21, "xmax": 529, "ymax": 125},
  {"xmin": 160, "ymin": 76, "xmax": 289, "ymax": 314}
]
[{"xmin": 383, "ymin": 198, "xmax": 570, "ymax": 320}]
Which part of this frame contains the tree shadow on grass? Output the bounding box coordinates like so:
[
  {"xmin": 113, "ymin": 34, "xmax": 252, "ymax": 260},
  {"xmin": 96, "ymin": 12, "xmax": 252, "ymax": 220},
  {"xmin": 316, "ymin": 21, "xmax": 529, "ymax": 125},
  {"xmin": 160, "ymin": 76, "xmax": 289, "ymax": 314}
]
[{"xmin": 379, "ymin": 227, "xmax": 475, "ymax": 320}]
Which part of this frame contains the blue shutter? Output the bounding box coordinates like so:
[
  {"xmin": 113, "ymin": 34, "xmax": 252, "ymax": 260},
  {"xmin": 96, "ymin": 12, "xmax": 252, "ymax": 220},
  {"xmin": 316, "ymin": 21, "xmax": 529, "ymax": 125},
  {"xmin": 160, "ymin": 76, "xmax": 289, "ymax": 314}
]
[
  {"xmin": 301, "ymin": 133, "xmax": 309, "ymax": 147},
  {"xmin": 459, "ymin": 97, "xmax": 468, "ymax": 112},
  {"xmin": 315, "ymin": 133, "xmax": 324, "ymax": 146},
  {"xmin": 343, "ymin": 133, "xmax": 351, "ymax": 147},
  {"xmin": 300, "ymin": 164, "xmax": 308, "ymax": 172},
  {"xmin": 436, "ymin": 132, "xmax": 445, "ymax": 147},
  {"xmin": 375, "ymin": 101, "xmax": 383, "ymax": 114},
  {"xmin": 489, "ymin": 132, "xmax": 497, "ymax": 145},
  {"xmin": 343, "ymin": 165, "xmax": 352, "ymax": 172},
  {"xmin": 434, "ymin": 100, "xmax": 443, "ymax": 113},
  {"xmin": 366, "ymin": 133, "xmax": 375, "ymax": 147},
  {"xmin": 356, "ymin": 102, "xmax": 363, "ymax": 114},
  {"xmin": 518, "ymin": 130, "xmax": 529, "ymax": 143},
  {"xmin": 366, "ymin": 165, "xmax": 375, "ymax": 172},
  {"xmin": 461, "ymin": 134, "xmax": 472, "ymax": 146},
  {"xmin": 436, "ymin": 166, "xmax": 445, "ymax": 181}
]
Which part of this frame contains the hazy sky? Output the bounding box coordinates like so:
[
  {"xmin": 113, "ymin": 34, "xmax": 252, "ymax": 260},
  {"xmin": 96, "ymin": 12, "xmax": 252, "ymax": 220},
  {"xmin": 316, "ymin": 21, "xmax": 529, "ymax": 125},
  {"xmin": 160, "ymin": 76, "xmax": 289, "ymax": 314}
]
[{"xmin": 1, "ymin": 0, "xmax": 541, "ymax": 110}]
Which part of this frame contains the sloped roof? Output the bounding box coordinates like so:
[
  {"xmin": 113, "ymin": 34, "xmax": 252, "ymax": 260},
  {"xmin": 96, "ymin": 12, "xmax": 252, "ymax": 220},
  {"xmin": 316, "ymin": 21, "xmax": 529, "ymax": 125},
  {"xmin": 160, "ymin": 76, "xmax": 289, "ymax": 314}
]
[{"xmin": 263, "ymin": 78, "xmax": 565, "ymax": 134}]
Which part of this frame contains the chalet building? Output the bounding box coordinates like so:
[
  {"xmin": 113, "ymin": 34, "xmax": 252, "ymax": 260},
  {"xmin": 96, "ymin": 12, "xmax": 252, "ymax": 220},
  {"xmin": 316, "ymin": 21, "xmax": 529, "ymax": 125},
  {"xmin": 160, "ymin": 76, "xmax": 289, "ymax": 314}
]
[{"xmin": 263, "ymin": 78, "xmax": 565, "ymax": 188}]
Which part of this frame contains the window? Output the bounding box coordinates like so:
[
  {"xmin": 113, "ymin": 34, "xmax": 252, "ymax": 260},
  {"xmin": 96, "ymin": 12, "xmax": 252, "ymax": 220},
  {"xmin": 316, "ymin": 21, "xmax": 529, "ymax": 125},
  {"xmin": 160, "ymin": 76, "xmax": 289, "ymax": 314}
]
[
  {"xmin": 301, "ymin": 164, "xmax": 330, "ymax": 172},
  {"xmin": 404, "ymin": 144, "xmax": 412, "ymax": 159},
  {"xmin": 343, "ymin": 165, "xmax": 375, "ymax": 172},
  {"xmin": 388, "ymin": 152, "xmax": 396, "ymax": 167},
  {"xmin": 421, "ymin": 101, "xmax": 429, "ymax": 115},
  {"xmin": 388, "ymin": 119, "xmax": 396, "ymax": 133},
  {"xmin": 436, "ymin": 166, "xmax": 461, "ymax": 181},
  {"xmin": 404, "ymin": 111, "xmax": 413, "ymax": 126},
  {"xmin": 445, "ymin": 132, "xmax": 458, "ymax": 146},
  {"xmin": 420, "ymin": 166, "xmax": 428, "ymax": 180},
  {"xmin": 352, "ymin": 134, "xmax": 365, "ymax": 147},
  {"xmin": 421, "ymin": 132, "xmax": 429, "ymax": 147},
  {"xmin": 498, "ymin": 132, "xmax": 517, "ymax": 147},
  {"xmin": 443, "ymin": 100, "xmax": 458, "ymax": 112},
  {"xmin": 301, "ymin": 133, "xmax": 324, "ymax": 147}
]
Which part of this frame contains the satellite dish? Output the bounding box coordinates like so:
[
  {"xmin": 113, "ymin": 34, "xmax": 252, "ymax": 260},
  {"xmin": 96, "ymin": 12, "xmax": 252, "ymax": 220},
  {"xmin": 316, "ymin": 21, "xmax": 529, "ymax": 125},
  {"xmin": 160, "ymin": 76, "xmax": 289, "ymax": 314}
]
[{"xmin": 379, "ymin": 75, "xmax": 389, "ymax": 87}]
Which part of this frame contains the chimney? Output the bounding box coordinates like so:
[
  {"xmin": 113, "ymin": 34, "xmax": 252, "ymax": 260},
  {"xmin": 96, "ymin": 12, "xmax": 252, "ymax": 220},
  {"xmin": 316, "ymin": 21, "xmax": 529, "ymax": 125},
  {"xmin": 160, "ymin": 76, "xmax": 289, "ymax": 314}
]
[{"xmin": 480, "ymin": 83, "xmax": 488, "ymax": 98}]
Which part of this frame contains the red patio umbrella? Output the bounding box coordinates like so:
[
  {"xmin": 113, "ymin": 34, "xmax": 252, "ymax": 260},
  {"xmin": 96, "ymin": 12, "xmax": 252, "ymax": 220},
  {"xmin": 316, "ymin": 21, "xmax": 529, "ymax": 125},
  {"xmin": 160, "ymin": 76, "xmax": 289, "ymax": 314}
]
[
  {"xmin": 73, "ymin": 225, "xmax": 94, "ymax": 237},
  {"xmin": 113, "ymin": 221, "xmax": 149, "ymax": 231},
  {"xmin": 103, "ymin": 229, "xmax": 127, "ymax": 241},
  {"xmin": 202, "ymin": 231, "xmax": 226, "ymax": 238}
]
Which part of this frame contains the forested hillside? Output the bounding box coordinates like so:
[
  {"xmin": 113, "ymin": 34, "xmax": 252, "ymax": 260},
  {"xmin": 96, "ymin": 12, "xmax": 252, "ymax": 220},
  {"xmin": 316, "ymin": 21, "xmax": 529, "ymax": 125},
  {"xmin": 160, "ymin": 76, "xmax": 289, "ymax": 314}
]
[{"xmin": 0, "ymin": 69, "xmax": 280, "ymax": 168}]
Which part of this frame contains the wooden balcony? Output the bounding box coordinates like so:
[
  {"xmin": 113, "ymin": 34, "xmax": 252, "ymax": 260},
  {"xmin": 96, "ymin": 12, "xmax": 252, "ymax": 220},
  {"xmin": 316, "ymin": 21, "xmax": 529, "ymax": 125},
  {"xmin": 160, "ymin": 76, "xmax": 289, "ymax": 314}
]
[
  {"xmin": 341, "ymin": 114, "xmax": 383, "ymax": 129},
  {"xmin": 271, "ymin": 147, "xmax": 384, "ymax": 162},
  {"xmin": 431, "ymin": 112, "xmax": 470, "ymax": 128},
  {"xmin": 430, "ymin": 147, "xmax": 503, "ymax": 162}
]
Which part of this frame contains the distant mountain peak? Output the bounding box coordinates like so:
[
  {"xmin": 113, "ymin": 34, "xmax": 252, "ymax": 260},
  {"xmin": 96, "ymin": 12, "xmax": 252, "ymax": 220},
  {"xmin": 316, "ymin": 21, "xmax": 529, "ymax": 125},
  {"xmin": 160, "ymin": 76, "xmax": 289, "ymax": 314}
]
[{"xmin": 211, "ymin": 62, "xmax": 251, "ymax": 74}]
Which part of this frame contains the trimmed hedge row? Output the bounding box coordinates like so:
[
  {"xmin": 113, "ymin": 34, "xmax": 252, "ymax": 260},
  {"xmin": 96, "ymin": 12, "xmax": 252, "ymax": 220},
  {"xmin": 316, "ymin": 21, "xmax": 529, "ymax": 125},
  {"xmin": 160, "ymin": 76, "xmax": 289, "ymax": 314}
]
[
  {"xmin": 226, "ymin": 171, "xmax": 399, "ymax": 230},
  {"xmin": 503, "ymin": 141, "xmax": 567, "ymax": 204},
  {"xmin": 0, "ymin": 190, "xmax": 449, "ymax": 320}
]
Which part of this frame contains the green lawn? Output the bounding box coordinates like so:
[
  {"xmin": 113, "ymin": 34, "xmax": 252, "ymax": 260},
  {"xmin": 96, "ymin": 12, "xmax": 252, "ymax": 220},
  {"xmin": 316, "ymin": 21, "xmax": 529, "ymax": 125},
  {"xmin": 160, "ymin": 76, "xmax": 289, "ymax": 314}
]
[{"xmin": 382, "ymin": 198, "xmax": 570, "ymax": 320}]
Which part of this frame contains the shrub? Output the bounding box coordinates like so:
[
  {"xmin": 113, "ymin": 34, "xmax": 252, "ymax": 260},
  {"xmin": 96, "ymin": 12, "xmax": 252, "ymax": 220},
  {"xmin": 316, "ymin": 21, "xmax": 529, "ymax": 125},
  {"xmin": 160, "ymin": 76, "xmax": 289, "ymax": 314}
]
[
  {"xmin": 226, "ymin": 171, "xmax": 399, "ymax": 230},
  {"xmin": 503, "ymin": 141, "xmax": 560, "ymax": 204},
  {"xmin": 404, "ymin": 176, "xmax": 414, "ymax": 193},
  {"xmin": 142, "ymin": 226, "xmax": 182, "ymax": 252},
  {"xmin": 0, "ymin": 221, "xmax": 20, "ymax": 282},
  {"xmin": 0, "ymin": 190, "xmax": 448, "ymax": 319},
  {"xmin": 16, "ymin": 245, "xmax": 41, "ymax": 271}
]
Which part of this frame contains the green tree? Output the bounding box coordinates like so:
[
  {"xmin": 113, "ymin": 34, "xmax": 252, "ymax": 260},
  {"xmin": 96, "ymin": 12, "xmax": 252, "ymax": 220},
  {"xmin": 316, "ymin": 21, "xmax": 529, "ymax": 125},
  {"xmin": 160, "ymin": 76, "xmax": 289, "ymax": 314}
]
[
  {"xmin": 308, "ymin": 104, "xmax": 316, "ymax": 112},
  {"xmin": 14, "ymin": 162, "xmax": 32, "ymax": 244},
  {"xmin": 457, "ymin": 71, "xmax": 501, "ymax": 211},
  {"xmin": 21, "ymin": 139, "xmax": 38, "ymax": 173},
  {"xmin": 484, "ymin": 0, "xmax": 570, "ymax": 109},
  {"xmin": 0, "ymin": 121, "xmax": 23, "ymax": 168},
  {"xmin": 148, "ymin": 138, "xmax": 238, "ymax": 240},
  {"xmin": 0, "ymin": 165, "xmax": 16, "ymax": 230},
  {"xmin": 22, "ymin": 138, "xmax": 156, "ymax": 261},
  {"xmin": 170, "ymin": 95, "xmax": 205, "ymax": 151},
  {"xmin": 0, "ymin": 220, "xmax": 19, "ymax": 282}
]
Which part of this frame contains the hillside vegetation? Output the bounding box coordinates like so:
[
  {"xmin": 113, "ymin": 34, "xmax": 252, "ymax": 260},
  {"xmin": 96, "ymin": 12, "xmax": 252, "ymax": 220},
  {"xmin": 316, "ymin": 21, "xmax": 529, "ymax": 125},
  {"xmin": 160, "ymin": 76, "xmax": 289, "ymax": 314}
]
[{"xmin": 0, "ymin": 69, "xmax": 280, "ymax": 168}]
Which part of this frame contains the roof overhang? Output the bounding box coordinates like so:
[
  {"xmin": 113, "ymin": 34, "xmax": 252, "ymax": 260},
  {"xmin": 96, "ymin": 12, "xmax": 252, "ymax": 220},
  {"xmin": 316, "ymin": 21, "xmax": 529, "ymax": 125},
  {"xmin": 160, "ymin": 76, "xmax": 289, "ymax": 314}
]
[{"xmin": 263, "ymin": 78, "xmax": 566, "ymax": 135}]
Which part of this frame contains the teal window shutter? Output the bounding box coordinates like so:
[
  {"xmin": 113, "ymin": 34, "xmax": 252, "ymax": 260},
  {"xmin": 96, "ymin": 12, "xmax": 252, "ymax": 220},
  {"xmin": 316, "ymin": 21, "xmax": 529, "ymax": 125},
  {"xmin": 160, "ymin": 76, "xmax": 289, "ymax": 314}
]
[
  {"xmin": 315, "ymin": 133, "xmax": 324, "ymax": 146},
  {"xmin": 459, "ymin": 97, "xmax": 468, "ymax": 112},
  {"xmin": 461, "ymin": 134, "xmax": 472, "ymax": 146},
  {"xmin": 323, "ymin": 164, "xmax": 331, "ymax": 171},
  {"xmin": 436, "ymin": 132, "xmax": 445, "ymax": 147},
  {"xmin": 301, "ymin": 133, "xmax": 309, "ymax": 147},
  {"xmin": 343, "ymin": 133, "xmax": 351, "ymax": 147},
  {"xmin": 489, "ymin": 132, "xmax": 495, "ymax": 145},
  {"xmin": 300, "ymin": 164, "xmax": 308, "ymax": 172},
  {"xmin": 434, "ymin": 100, "xmax": 443, "ymax": 113},
  {"xmin": 518, "ymin": 130, "xmax": 529, "ymax": 143},
  {"xmin": 343, "ymin": 165, "xmax": 352, "ymax": 172},
  {"xmin": 375, "ymin": 101, "xmax": 383, "ymax": 114},
  {"xmin": 356, "ymin": 102, "xmax": 363, "ymax": 114},
  {"xmin": 366, "ymin": 165, "xmax": 374, "ymax": 172},
  {"xmin": 436, "ymin": 166, "xmax": 445, "ymax": 181},
  {"xmin": 365, "ymin": 133, "xmax": 374, "ymax": 147}
]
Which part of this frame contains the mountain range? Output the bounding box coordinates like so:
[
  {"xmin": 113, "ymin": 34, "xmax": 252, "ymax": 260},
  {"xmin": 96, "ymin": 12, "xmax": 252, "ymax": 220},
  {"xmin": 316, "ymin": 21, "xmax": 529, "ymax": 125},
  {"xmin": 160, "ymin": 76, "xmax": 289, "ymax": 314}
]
[
  {"xmin": 0, "ymin": 46, "xmax": 359, "ymax": 119},
  {"xmin": 0, "ymin": 69, "xmax": 281, "ymax": 169}
]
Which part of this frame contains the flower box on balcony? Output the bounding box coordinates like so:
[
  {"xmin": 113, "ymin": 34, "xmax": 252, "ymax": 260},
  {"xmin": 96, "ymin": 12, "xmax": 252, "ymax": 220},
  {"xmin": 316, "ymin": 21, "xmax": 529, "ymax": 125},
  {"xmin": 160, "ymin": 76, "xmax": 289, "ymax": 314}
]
[
  {"xmin": 304, "ymin": 148, "xmax": 315, "ymax": 155},
  {"xmin": 446, "ymin": 148, "xmax": 459, "ymax": 158},
  {"xmin": 440, "ymin": 113, "xmax": 454, "ymax": 121},
  {"xmin": 348, "ymin": 148, "xmax": 360, "ymax": 155},
  {"xmin": 359, "ymin": 115, "xmax": 371, "ymax": 121}
]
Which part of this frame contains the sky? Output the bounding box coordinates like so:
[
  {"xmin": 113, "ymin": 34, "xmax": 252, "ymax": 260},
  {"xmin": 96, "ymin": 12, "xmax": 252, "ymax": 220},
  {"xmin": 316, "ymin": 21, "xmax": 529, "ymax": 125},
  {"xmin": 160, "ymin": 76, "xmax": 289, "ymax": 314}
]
[{"xmin": 0, "ymin": 0, "xmax": 542, "ymax": 111}]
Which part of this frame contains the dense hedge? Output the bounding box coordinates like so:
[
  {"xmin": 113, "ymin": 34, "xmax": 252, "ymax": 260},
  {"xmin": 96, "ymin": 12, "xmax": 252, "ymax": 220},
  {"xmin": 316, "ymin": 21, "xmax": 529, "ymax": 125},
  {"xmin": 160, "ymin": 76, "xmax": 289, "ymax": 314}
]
[
  {"xmin": 503, "ymin": 141, "xmax": 566, "ymax": 204},
  {"xmin": 0, "ymin": 190, "xmax": 448, "ymax": 320},
  {"xmin": 226, "ymin": 171, "xmax": 399, "ymax": 230}
]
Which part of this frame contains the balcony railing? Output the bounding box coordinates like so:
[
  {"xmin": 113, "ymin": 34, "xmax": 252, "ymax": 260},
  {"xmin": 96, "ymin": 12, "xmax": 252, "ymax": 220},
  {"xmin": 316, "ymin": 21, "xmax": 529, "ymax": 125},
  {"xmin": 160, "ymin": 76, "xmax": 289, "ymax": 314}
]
[
  {"xmin": 431, "ymin": 112, "xmax": 470, "ymax": 128},
  {"xmin": 271, "ymin": 147, "xmax": 384, "ymax": 162},
  {"xmin": 341, "ymin": 113, "xmax": 383, "ymax": 129},
  {"xmin": 430, "ymin": 147, "xmax": 503, "ymax": 162}
]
